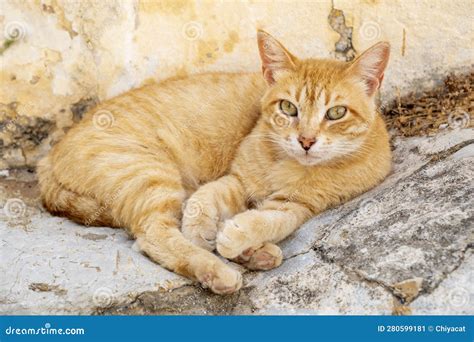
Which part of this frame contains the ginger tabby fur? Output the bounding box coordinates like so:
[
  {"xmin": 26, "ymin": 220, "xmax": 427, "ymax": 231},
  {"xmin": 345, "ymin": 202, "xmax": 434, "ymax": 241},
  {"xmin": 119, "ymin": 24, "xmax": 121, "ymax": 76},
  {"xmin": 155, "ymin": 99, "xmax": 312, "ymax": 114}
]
[{"xmin": 38, "ymin": 30, "xmax": 391, "ymax": 294}]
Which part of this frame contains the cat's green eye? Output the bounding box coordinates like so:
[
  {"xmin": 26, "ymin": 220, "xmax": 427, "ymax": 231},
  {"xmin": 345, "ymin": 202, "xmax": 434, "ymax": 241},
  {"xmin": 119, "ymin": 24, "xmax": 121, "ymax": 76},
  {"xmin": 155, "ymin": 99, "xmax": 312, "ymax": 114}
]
[
  {"xmin": 279, "ymin": 100, "xmax": 298, "ymax": 116},
  {"xmin": 326, "ymin": 106, "xmax": 347, "ymax": 120}
]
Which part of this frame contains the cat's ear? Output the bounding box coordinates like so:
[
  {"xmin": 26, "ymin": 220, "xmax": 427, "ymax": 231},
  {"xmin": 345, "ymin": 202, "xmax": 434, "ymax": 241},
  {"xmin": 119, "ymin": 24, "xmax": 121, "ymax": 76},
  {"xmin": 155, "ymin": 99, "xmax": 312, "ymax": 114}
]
[
  {"xmin": 347, "ymin": 42, "xmax": 390, "ymax": 96},
  {"xmin": 257, "ymin": 30, "xmax": 298, "ymax": 85}
]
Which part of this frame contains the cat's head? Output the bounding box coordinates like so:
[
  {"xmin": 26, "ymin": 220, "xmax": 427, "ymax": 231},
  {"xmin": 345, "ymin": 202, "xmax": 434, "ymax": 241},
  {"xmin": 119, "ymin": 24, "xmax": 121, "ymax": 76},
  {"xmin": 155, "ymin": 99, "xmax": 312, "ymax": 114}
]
[{"xmin": 257, "ymin": 30, "xmax": 390, "ymax": 166}]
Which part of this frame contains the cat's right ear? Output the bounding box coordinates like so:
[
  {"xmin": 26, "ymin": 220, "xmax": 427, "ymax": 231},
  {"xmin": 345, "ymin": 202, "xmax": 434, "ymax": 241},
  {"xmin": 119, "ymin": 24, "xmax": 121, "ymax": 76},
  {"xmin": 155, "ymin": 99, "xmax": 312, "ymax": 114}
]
[{"xmin": 257, "ymin": 30, "xmax": 297, "ymax": 85}]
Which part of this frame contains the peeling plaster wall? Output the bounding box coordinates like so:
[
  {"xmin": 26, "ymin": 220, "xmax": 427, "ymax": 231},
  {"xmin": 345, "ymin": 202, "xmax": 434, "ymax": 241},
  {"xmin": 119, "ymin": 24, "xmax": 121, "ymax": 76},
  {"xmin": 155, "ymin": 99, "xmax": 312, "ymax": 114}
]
[{"xmin": 0, "ymin": 0, "xmax": 473, "ymax": 168}]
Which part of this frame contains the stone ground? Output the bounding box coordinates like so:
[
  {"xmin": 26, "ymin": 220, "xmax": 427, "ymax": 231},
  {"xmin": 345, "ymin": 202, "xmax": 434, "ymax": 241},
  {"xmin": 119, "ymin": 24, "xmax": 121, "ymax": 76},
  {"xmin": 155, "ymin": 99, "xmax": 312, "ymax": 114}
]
[{"xmin": 0, "ymin": 128, "xmax": 473, "ymax": 315}]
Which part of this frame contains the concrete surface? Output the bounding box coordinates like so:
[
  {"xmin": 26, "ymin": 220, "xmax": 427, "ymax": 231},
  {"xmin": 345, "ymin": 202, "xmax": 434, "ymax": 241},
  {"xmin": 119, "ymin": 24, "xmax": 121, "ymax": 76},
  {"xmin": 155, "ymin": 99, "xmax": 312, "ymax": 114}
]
[
  {"xmin": 1, "ymin": 0, "xmax": 473, "ymax": 168},
  {"xmin": 0, "ymin": 128, "xmax": 473, "ymax": 315}
]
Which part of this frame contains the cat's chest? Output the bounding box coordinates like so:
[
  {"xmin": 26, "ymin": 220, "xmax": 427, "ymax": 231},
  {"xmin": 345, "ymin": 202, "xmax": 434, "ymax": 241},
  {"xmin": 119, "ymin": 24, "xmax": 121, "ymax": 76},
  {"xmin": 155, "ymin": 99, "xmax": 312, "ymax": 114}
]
[{"xmin": 247, "ymin": 162, "xmax": 313, "ymax": 198}]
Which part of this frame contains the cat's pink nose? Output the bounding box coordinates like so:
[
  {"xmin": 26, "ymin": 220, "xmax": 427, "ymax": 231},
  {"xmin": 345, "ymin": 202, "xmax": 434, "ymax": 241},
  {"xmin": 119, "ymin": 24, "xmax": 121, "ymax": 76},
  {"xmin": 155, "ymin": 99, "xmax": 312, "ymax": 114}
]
[{"xmin": 298, "ymin": 135, "xmax": 316, "ymax": 151}]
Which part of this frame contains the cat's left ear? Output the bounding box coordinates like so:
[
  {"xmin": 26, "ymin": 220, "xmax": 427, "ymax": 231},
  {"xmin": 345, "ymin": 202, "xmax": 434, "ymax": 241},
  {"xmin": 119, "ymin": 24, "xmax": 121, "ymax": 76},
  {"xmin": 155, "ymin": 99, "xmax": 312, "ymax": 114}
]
[
  {"xmin": 348, "ymin": 42, "xmax": 390, "ymax": 96},
  {"xmin": 257, "ymin": 30, "xmax": 298, "ymax": 85}
]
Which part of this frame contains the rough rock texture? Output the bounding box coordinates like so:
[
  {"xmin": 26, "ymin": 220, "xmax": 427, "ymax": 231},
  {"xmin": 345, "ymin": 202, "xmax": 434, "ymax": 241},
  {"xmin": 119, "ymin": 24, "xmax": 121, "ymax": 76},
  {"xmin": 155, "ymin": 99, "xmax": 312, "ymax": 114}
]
[{"xmin": 0, "ymin": 128, "xmax": 473, "ymax": 315}]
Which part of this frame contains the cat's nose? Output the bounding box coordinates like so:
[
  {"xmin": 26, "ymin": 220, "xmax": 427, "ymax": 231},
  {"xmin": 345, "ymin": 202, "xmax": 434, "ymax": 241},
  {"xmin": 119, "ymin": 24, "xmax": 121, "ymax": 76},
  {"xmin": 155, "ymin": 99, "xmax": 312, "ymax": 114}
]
[{"xmin": 298, "ymin": 135, "xmax": 316, "ymax": 151}]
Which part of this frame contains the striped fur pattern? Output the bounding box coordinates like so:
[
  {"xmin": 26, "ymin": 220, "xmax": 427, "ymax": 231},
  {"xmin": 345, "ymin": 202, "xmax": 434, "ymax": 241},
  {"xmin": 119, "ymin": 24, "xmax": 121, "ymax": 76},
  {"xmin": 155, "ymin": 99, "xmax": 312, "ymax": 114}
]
[{"xmin": 38, "ymin": 31, "xmax": 391, "ymax": 294}]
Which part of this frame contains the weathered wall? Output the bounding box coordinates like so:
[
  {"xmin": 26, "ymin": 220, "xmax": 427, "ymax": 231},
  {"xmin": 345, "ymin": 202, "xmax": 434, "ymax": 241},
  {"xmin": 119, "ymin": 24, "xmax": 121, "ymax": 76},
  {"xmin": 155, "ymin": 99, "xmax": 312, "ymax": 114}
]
[{"xmin": 1, "ymin": 0, "xmax": 473, "ymax": 168}]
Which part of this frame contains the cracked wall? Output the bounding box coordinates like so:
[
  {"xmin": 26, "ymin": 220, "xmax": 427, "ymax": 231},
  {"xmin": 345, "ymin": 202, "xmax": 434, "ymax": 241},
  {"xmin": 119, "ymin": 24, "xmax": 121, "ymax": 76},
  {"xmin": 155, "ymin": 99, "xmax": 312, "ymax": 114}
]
[{"xmin": 1, "ymin": 0, "xmax": 473, "ymax": 168}]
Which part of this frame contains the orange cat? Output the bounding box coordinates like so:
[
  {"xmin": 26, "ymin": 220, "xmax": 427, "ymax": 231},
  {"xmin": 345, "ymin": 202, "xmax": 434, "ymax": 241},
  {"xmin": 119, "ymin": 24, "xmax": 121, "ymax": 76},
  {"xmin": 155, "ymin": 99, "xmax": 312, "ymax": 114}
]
[{"xmin": 37, "ymin": 30, "xmax": 391, "ymax": 294}]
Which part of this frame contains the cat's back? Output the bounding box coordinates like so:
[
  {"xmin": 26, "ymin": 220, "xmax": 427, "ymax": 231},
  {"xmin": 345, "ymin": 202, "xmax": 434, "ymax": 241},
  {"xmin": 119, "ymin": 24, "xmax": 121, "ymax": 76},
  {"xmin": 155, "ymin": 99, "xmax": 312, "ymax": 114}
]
[
  {"xmin": 49, "ymin": 72, "xmax": 267, "ymax": 187},
  {"xmin": 137, "ymin": 72, "xmax": 266, "ymax": 132}
]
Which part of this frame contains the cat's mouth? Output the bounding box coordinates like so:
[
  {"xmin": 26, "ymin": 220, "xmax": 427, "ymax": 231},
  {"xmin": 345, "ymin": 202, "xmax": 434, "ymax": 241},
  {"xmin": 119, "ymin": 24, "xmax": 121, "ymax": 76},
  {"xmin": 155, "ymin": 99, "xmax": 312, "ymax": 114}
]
[
  {"xmin": 293, "ymin": 152, "xmax": 324, "ymax": 166},
  {"xmin": 280, "ymin": 139, "xmax": 324, "ymax": 166},
  {"xmin": 290, "ymin": 144, "xmax": 346, "ymax": 166},
  {"xmin": 285, "ymin": 134, "xmax": 367, "ymax": 166},
  {"xmin": 280, "ymin": 137, "xmax": 345, "ymax": 166}
]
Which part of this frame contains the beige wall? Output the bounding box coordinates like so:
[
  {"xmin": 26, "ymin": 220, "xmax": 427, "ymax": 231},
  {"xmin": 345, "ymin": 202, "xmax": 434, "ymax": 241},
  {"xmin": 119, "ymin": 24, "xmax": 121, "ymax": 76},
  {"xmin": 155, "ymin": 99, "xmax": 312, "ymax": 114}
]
[{"xmin": 1, "ymin": 0, "xmax": 473, "ymax": 168}]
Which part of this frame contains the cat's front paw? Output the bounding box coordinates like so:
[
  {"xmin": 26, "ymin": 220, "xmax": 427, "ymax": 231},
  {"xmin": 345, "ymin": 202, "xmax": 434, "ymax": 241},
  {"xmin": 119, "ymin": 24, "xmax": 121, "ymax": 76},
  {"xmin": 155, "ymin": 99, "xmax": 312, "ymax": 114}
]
[
  {"xmin": 216, "ymin": 218, "xmax": 257, "ymax": 259},
  {"xmin": 182, "ymin": 201, "xmax": 218, "ymax": 251},
  {"xmin": 233, "ymin": 242, "xmax": 283, "ymax": 271}
]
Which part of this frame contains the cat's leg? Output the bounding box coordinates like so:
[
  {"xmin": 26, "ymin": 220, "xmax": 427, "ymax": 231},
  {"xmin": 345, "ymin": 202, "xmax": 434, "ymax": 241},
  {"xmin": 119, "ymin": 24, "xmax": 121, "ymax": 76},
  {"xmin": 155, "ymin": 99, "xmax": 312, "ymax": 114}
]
[
  {"xmin": 216, "ymin": 199, "xmax": 312, "ymax": 263},
  {"xmin": 182, "ymin": 175, "xmax": 246, "ymax": 251},
  {"xmin": 135, "ymin": 220, "xmax": 242, "ymax": 294},
  {"xmin": 121, "ymin": 166, "xmax": 242, "ymax": 295}
]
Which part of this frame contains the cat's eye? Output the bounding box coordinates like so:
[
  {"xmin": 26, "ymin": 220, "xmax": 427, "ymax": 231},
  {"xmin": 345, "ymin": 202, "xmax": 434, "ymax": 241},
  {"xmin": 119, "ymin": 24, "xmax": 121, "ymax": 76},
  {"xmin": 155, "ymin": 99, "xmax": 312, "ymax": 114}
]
[
  {"xmin": 326, "ymin": 106, "xmax": 347, "ymax": 120},
  {"xmin": 279, "ymin": 100, "xmax": 298, "ymax": 116}
]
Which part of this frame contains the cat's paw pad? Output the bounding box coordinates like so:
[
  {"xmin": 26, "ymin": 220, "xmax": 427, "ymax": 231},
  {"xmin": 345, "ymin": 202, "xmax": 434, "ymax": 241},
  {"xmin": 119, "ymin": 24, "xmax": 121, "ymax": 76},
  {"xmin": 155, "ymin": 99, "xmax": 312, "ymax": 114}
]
[
  {"xmin": 234, "ymin": 243, "xmax": 283, "ymax": 270},
  {"xmin": 216, "ymin": 219, "xmax": 253, "ymax": 259},
  {"xmin": 196, "ymin": 263, "xmax": 242, "ymax": 295}
]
